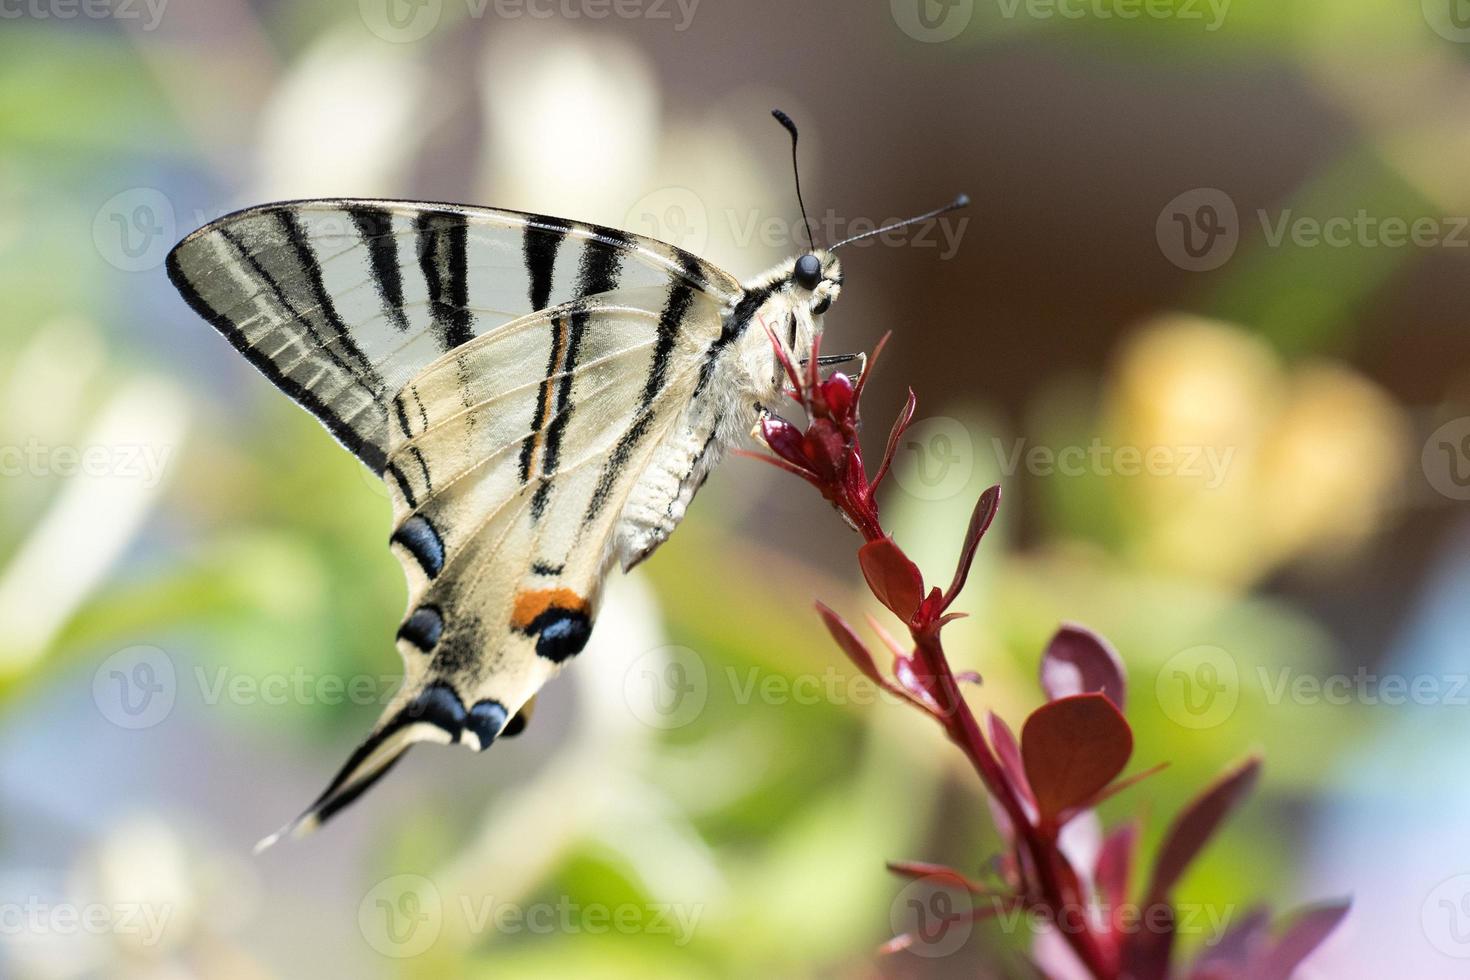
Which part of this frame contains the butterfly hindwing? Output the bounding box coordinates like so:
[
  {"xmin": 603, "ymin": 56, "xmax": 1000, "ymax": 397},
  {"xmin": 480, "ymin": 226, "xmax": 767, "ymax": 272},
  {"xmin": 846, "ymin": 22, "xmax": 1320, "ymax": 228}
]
[{"xmin": 259, "ymin": 283, "xmax": 732, "ymax": 842}]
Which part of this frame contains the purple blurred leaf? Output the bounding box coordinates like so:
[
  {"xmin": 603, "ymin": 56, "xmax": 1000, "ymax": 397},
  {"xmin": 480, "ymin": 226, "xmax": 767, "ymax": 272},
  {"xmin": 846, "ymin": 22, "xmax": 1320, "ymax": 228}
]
[
  {"xmin": 1258, "ymin": 900, "xmax": 1350, "ymax": 980},
  {"xmin": 1146, "ymin": 757, "xmax": 1262, "ymax": 904},
  {"xmin": 1192, "ymin": 906, "xmax": 1271, "ymax": 976},
  {"xmin": 1095, "ymin": 820, "xmax": 1138, "ymax": 909},
  {"xmin": 858, "ymin": 537, "xmax": 924, "ymax": 621},
  {"xmin": 1020, "ymin": 694, "xmax": 1133, "ymax": 824},
  {"xmin": 943, "ymin": 484, "xmax": 1001, "ymax": 610},
  {"xmin": 1040, "ymin": 623, "xmax": 1127, "ymax": 710}
]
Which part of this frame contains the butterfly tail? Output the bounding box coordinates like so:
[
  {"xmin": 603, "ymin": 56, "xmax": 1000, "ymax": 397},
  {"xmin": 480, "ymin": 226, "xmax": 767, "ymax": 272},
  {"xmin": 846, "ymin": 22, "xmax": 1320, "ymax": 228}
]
[{"xmin": 254, "ymin": 681, "xmax": 514, "ymax": 852}]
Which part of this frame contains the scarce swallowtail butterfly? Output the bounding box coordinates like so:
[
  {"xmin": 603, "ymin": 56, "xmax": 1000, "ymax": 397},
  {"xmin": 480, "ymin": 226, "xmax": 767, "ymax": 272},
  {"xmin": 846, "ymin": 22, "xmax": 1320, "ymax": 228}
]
[{"xmin": 167, "ymin": 110, "xmax": 968, "ymax": 849}]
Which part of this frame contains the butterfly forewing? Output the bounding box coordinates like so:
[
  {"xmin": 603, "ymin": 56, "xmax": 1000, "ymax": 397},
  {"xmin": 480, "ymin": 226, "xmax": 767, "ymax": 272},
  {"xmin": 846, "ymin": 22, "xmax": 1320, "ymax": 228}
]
[{"xmin": 166, "ymin": 199, "xmax": 740, "ymax": 473}]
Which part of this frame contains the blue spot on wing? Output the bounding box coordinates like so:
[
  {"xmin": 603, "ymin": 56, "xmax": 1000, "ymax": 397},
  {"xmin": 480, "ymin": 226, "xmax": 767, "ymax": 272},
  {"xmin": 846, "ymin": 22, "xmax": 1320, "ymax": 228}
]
[{"xmin": 392, "ymin": 514, "xmax": 444, "ymax": 578}]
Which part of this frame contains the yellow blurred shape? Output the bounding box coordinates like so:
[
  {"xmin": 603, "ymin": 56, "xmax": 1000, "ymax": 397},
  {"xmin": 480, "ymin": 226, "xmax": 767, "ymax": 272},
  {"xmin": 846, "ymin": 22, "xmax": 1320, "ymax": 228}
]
[{"xmin": 1105, "ymin": 315, "xmax": 1407, "ymax": 588}]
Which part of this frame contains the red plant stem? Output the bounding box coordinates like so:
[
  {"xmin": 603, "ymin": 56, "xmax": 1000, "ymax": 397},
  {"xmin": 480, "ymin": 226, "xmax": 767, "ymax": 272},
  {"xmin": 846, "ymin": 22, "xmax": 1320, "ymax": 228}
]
[
  {"xmin": 851, "ymin": 519, "xmax": 1115, "ymax": 978},
  {"xmin": 911, "ymin": 627, "xmax": 1115, "ymax": 979},
  {"xmin": 762, "ymin": 336, "xmax": 1115, "ymax": 977}
]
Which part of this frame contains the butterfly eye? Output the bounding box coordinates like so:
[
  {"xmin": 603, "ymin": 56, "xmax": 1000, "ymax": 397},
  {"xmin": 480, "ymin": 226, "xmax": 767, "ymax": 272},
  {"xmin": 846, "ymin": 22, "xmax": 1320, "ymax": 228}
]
[
  {"xmin": 793, "ymin": 253, "xmax": 822, "ymax": 290},
  {"xmin": 811, "ymin": 295, "xmax": 831, "ymax": 316}
]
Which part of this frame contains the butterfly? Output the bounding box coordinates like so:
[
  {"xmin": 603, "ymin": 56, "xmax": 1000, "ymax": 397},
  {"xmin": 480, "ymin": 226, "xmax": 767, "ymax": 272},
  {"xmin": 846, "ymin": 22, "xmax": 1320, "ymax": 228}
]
[{"xmin": 166, "ymin": 109, "xmax": 967, "ymax": 847}]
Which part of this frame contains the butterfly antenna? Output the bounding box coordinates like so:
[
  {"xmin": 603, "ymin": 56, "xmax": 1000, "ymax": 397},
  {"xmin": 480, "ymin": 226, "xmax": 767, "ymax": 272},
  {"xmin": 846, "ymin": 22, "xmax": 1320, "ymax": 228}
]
[
  {"xmin": 771, "ymin": 109, "xmax": 817, "ymax": 250},
  {"xmin": 830, "ymin": 193, "xmax": 971, "ymax": 250}
]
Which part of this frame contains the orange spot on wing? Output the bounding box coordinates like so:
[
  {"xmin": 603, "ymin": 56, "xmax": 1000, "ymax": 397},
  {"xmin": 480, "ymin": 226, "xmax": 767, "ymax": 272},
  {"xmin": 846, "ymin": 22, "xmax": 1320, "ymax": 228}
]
[{"xmin": 510, "ymin": 587, "xmax": 587, "ymax": 630}]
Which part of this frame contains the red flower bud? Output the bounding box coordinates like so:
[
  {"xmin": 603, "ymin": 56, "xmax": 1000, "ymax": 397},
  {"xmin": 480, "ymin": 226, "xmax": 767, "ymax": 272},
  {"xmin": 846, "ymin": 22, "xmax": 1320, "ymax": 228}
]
[
  {"xmin": 760, "ymin": 415, "xmax": 812, "ymax": 473},
  {"xmin": 818, "ymin": 371, "xmax": 855, "ymax": 421}
]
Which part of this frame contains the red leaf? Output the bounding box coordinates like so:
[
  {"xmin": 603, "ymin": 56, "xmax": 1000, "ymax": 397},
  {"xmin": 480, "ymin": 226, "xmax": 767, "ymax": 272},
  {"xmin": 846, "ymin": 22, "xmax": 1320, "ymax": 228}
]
[
  {"xmin": 1120, "ymin": 910, "xmax": 1176, "ymax": 980},
  {"xmin": 1258, "ymin": 900, "xmax": 1350, "ymax": 980},
  {"xmin": 884, "ymin": 861, "xmax": 995, "ymax": 894},
  {"xmin": 1095, "ymin": 821, "xmax": 1138, "ymax": 910},
  {"xmin": 759, "ymin": 317, "xmax": 804, "ymax": 396},
  {"xmin": 943, "ymin": 484, "xmax": 1001, "ymax": 610},
  {"xmin": 1039, "ymin": 623, "xmax": 1127, "ymax": 711},
  {"xmin": 1145, "ymin": 756, "xmax": 1262, "ymax": 905},
  {"xmin": 987, "ymin": 712, "xmax": 1035, "ymax": 810},
  {"xmin": 851, "ymin": 330, "xmax": 890, "ymax": 405},
  {"xmin": 872, "ymin": 387, "xmax": 917, "ymax": 493},
  {"xmin": 859, "ymin": 537, "xmax": 925, "ymax": 621},
  {"xmin": 815, "ymin": 602, "xmax": 897, "ymax": 697},
  {"xmin": 1020, "ymin": 694, "xmax": 1133, "ymax": 825}
]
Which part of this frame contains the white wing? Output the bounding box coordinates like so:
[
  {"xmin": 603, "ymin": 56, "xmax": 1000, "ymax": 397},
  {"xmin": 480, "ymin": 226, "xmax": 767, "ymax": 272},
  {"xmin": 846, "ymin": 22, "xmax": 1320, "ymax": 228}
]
[{"xmin": 166, "ymin": 199, "xmax": 741, "ymax": 474}]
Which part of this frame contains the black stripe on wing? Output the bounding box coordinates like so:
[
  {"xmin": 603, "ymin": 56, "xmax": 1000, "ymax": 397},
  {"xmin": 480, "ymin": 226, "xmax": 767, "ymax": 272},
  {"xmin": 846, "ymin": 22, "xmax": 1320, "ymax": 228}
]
[
  {"xmin": 585, "ymin": 251, "xmax": 704, "ymax": 522},
  {"xmin": 351, "ymin": 205, "xmax": 410, "ymax": 333},
  {"xmin": 524, "ymin": 216, "xmax": 568, "ymax": 312},
  {"xmin": 166, "ymin": 227, "xmax": 391, "ymax": 474},
  {"xmin": 529, "ymin": 232, "xmax": 628, "ymax": 519},
  {"xmin": 415, "ymin": 210, "xmax": 475, "ymax": 352}
]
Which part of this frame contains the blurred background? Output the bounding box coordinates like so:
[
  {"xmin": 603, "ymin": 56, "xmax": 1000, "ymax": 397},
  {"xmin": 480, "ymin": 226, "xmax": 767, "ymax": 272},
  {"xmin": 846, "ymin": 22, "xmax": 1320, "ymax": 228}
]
[{"xmin": 3, "ymin": 0, "xmax": 1470, "ymax": 976}]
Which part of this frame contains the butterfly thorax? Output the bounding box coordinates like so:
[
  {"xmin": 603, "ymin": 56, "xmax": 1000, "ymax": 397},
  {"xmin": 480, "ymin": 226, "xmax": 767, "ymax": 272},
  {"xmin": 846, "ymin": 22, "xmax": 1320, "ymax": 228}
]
[{"xmin": 612, "ymin": 250, "xmax": 842, "ymax": 573}]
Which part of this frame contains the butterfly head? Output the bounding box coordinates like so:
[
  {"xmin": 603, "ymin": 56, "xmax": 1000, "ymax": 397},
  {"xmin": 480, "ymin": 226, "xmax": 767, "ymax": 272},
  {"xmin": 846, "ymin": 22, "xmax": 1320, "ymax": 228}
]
[{"xmin": 790, "ymin": 249, "xmax": 842, "ymax": 318}]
